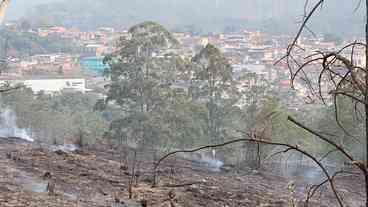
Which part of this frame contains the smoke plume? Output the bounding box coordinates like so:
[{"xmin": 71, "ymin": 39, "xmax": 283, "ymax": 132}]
[{"xmin": 0, "ymin": 108, "xmax": 33, "ymax": 142}]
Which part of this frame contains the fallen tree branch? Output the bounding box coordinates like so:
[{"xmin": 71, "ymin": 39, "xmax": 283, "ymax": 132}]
[{"xmin": 162, "ymin": 182, "xmax": 203, "ymax": 188}]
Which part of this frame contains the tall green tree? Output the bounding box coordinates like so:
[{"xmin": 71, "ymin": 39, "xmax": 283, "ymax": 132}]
[
  {"xmin": 192, "ymin": 44, "xmax": 237, "ymax": 144},
  {"xmin": 103, "ymin": 22, "xmax": 182, "ymax": 147}
]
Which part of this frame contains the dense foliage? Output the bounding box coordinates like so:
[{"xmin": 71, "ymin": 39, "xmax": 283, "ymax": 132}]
[
  {"xmin": 101, "ymin": 22, "xmax": 344, "ymax": 166},
  {"xmin": 0, "ymin": 88, "xmax": 108, "ymax": 146}
]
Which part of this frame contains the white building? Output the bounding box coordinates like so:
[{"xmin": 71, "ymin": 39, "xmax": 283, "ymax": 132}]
[{"xmin": 1, "ymin": 78, "xmax": 90, "ymax": 94}]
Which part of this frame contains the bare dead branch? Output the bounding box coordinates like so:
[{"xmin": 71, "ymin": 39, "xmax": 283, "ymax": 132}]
[
  {"xmin": 275, "ymin": 0, "xmax": 368, "ymax": 205},
  {"xmin": 305, "ymin": 170, "xmax": 346, "ymax": 206},
  {"xmin": 287, "ymin": 116, "xmax": 356, "ymax": 165},
  {"xmin": 318, "ymin": 149, "xmax": 339, "ymax": 163},
  {"xmin": 354, "ymin": 0, "xmax": 363, "ymax": 12},
  {"xmin": 287, "ymin": 0, "xmax": 325, "ymax": 57},
  {"xmin": 333, "ymin": 94, "xmax": 362, "ymax": 144},
  {"xmin": 153, "ymin": 134, "xmax": 344, "ymax": 206}
]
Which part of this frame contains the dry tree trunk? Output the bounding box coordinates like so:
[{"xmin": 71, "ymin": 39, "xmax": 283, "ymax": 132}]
[
  {"xmin": 365, "ymin": 1, "xmax": 368, "ymax": 205},
  {"xmin": 0, "ymin": 0, "xmax": 10, "ymax": 25}
]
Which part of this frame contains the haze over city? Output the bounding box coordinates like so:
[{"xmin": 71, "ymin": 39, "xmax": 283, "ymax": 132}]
[{"xmin": 5, "ymin": 0, "xmax": 367, "ymax": 35}]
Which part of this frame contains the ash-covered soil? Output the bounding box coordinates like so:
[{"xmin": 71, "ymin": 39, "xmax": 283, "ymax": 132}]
[{"xmin": 0, "ymin": 138, "xmax": 364, "ymax": 207}]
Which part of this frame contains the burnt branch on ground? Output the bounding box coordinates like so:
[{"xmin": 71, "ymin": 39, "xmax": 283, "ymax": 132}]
[
  {"xmin": 153, "ymin": 130, "xmax": 350, "ymax": 206},
  {"xmin": 274, "ymin": 0, "xmax": 368, "ymax": 206}
]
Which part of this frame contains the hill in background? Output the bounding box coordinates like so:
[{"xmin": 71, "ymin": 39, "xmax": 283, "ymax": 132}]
[{"xmin": 6, "ymin": 0, "xmax": 366, "ymax": 36}]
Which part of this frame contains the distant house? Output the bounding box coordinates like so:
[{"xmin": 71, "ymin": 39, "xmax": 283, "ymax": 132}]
[
  {"xmin": 98, "ymin": 27, "xmax": 115, "ymax": 33},
  {"xmin": 38, "ymin": 26, "xmax": 67, "ymax": 37},
  {"xmin": 31, "ymin": 54, "xmax": 58, "ymax": 64},
  {"xmin": 83, "ymin": 44, "xmax": 105, "ymax": 56}
]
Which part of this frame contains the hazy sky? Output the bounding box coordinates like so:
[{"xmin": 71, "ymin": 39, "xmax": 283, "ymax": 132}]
[
  {"xmin": 5, "ymin": 0, "xmax": 363, "ymax": 19},
  {"xmin": 3, "ymin": 0, "xmax": 365, "ymax": 36},
  {"xmin": 5, "ymin": 0, "xmax": 362, "ymax": 20},
  {"xmin": 6, "ymin": 0, "xmax": 61, "ymax": 19}
]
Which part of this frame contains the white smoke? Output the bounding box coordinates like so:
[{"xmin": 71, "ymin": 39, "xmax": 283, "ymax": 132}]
[
  {"xmin": 51, "ymin": 144, "xmax": 79, "ymax": 152},
  {"xmin": 199, "ymin": 154, "xmax": 224, "ymax": 172},
  {"xmin": 0, "ymin": 108, "xmax": 33, "ymax": 142},
  {"xmin": 179, "ymin": 151, "xmax": 224, "ymax": 172}
]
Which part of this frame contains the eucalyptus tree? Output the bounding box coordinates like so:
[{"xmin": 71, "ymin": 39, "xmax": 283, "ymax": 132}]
[
  {"xmin": 103, "ymin": 21, "xmax": 185, "ymax": 148},
  {"xmin": 192, "ymin": 44, "xmax": 238, "ymax": 145}
]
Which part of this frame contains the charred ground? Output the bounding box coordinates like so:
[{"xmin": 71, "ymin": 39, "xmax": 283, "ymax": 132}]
[{"xmin": 0, "ymin": 138, "xmax": 364, "ymax": 207}]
